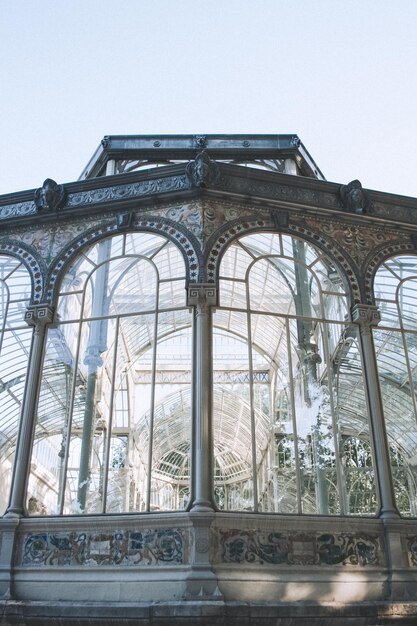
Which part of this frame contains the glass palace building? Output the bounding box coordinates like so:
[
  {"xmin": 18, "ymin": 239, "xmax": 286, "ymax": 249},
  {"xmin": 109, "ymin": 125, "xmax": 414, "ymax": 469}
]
[{"xmin": 1, "ymin": 135, "xmax": 417, "ymax": 624}]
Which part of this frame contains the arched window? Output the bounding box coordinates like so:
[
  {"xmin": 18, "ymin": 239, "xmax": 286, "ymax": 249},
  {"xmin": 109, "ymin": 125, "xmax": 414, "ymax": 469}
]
[
  {"xmin": 0, "ymin": 255, "xmax": 32, "ymax": 515},
  {"xmin": 374, "ymin": 255, "xmax": 417, "ymax": 516},
  {"xmin": 27, "ymin": 233, "xmax": 192, "ymax": 515},
  {"xmin": 214, "ymin": 232, "xmax": 377, "ymax": 515}
]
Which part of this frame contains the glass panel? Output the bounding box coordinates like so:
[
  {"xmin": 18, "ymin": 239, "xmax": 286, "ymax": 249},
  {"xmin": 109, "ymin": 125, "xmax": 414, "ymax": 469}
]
[
  {"xmin": 217, "ymin": 233, "xmax": 375, "ymax": 516},
  {"xmin": 0, "ymin": 256, "xmax": 32, "ymax": 515},
  {"xmin": 375, "ymin": 255, "xmax": 417, "ymax": 516},
  {"xmin": 28, "ymin": 233, "xmax": 191, "ymax": 515},
  {"xmin": 212, "ymin": 313, "xmax": 254, "ymax": 511}
]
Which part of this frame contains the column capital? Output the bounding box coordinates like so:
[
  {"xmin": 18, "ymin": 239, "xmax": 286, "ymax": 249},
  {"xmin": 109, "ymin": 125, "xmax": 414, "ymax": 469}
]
[
  {"xmin": 187, "ymin": 284, "xmax": 218, "ymax": 309},
  {"xmin": 351, "ymin": 304, "xmax": 381, "ymax": 328},
  {"xmin": 24, "ymin": 304, "xmax": 55, "ymax": 327}
]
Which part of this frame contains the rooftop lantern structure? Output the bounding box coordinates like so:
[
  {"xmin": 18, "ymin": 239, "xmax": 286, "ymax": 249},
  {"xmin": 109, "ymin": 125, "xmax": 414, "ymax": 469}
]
[{"xmin": 1, "ymin": 135, "xmax": 417, "ymax": 624}]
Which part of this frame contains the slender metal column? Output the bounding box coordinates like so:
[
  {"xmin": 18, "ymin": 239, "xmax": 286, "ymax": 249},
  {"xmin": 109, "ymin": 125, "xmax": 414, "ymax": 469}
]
[
  {"xmin": 188, "ymin": 284, "xmax": 217, "ymax": 511},
  {"xmin": 352, "ymin": 304, "xmax": 400, "ymax": 519},
  {"xmin": 5, "ymin": 305, "xmax": 54, "ymax": 518},
  {"xmin": 77, "ymin": 239, "xmax": 111, "ymax": 510}
]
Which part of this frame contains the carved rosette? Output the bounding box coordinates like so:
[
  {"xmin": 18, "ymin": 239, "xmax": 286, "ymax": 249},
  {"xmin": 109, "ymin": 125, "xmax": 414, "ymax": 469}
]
[{"xmin": 25, "ymin": 305, "xmax": 55, "ymax": 327}]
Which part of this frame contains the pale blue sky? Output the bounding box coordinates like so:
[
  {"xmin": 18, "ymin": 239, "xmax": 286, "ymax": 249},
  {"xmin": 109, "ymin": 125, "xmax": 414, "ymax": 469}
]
[{"xmin": 1, "ymin": 0, "xmax": 416, "ymax": 198}]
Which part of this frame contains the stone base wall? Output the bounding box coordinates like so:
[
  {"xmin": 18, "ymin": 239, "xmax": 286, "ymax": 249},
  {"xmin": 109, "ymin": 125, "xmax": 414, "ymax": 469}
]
[{"xmin": 2, "ymin": 512, "xmax": 417, "ymax": 608}]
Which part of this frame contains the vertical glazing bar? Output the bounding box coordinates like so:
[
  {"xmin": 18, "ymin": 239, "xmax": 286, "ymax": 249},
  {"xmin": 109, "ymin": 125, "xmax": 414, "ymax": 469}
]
[
  {"xmin": 397, "ymin": 296, "xmax": 417, "ymax": 422},
  {"xmin": 321, "ymin": 321, "xmax": 348, "ymax": 515},
  {"xmin": 145, "ymin": 310, "xmax": 159, "ymax": 511},
  {"xmin": 246, "ymin": 301, "xmax": 258, "ymax": 511},
  {"xmin": 5, "ymin": 305, "xmax": 54, "ymax": 518},
  {"xmin": 286, "ymin": 318, "xmax": 303, "ymax": 514},
  {"xmin": 101, "ymin": 317, "xmax": 120, "ymax": 513},
  {"xmin": 58, "ymin": 320, "xmax": 83, "ymax": 514}
]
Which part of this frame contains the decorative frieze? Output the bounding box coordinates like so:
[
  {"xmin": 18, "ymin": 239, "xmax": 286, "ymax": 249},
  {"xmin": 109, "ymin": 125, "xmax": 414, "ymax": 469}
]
[
  {"xmin": 20, "ymin": 528, "xmax": 187, "ymax": 567},
  {"xmin": 67, "ymin": 175, "xmax": 189, "ymax": 209},
  {"xmin": 216, "ymin": 529, "xmax": 381, "ymax": 567},
  {"xmin": 2, "ymin": 164, "xmax": 417, "ymax": 232}
]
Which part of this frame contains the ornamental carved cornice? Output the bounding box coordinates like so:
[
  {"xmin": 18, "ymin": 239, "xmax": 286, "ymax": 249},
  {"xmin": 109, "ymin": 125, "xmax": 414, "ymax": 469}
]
[
  {"xmin": 2, "ymin": 164, "xmax": 417, "ymax": 230},
  {"xmin": 0, "ymin": 173, "xmax": 190, "ymax": 222}
]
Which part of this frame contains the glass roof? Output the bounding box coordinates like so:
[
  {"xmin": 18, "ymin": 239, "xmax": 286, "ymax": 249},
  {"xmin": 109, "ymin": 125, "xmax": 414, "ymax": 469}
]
[{"xmin": 0, "ymin": 256, "xmax": 32, "ymax": 460}]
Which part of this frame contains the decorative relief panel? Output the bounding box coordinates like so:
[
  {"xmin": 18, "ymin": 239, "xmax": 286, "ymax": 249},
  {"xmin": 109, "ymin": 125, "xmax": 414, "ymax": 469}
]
[
  {"xmin": 143, "ymin": 200, "xmax": 256, "ymax": 248},
  {"xmin": 302, "ymin": 216, "xmax": 400, "ymax": 268},
  {"xmin": 216, "ymin": 529, "xmax": 381, "ymax": 567},
  {"xmin": 20, "ymin": 528, "xmax": 188, "ymax": 567},
  {"xmin": 9, "ymin": 217, "xmax": 103, "ymax": 265}
]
